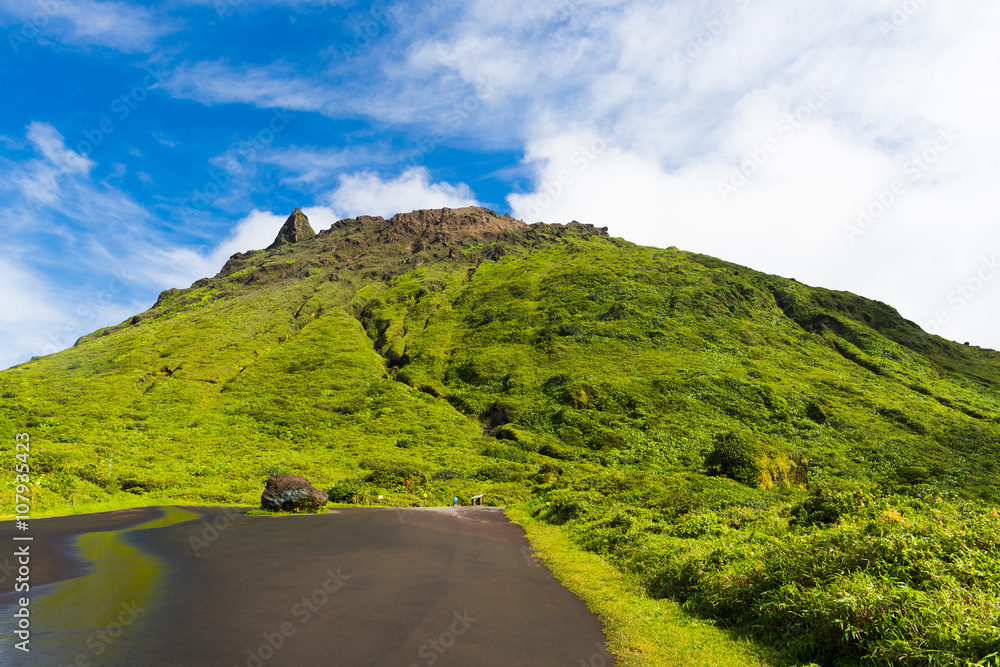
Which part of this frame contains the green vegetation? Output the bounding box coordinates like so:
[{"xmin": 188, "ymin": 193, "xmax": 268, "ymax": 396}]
[
  {"xmin": 525, "ymin": 474, "xmax": 1000, "ymax": 666},
  {"xmin": 507, "ymin": 505, "xmax": 773, "ymax": 667},
  {"xmin": 2, "ymin": 208, "xmax": 998, "ymax": 665}
]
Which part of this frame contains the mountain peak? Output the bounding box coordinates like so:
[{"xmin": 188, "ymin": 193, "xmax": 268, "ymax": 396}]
[{"xmin": 267, "ymin": 208, "xmax": 316, "ymax": 250}]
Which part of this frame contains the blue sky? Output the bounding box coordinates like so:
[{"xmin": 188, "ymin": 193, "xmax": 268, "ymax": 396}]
[{"xmin": 1, "ymin": 0, "xmax": 999, "ymax": 370}]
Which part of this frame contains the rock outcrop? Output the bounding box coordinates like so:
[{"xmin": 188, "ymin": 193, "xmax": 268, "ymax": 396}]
[
  {"xmin": 382, "ymin": 207, "xmax": 525, "ymax": 244},
  {"xmin": 260, "ymin": 474, "xmax": 328, "ymax": 512},
  {"xmin": 328, "ymin": 206, "xmax": 527, "ymax": 247},
  {"xmin": 267, "ymin": 208, "xmax": 316, "ymax": 250}
]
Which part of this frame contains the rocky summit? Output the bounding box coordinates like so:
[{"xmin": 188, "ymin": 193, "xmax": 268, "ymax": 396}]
[
  {"xmin": 353, "ymin": 206, "xmax": 527, "ymax": 245},
  {"xmin": 267, "ymin": 208, "xmax": 316, "ymax": 250}
]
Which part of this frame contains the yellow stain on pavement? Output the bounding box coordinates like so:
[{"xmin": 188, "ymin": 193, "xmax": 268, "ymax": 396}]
[{"xmin": 31, "ymin": 506, "xmax": 200, "ymax": 658}]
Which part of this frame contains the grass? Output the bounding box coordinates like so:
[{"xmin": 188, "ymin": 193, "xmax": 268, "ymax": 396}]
[
  {"xmin": 506, "ymin": 505, "xmax": 780, "ymax": 667},
  {"xmin": 17, "ymin": 494, "xmax": 187, "ymax": 519}
]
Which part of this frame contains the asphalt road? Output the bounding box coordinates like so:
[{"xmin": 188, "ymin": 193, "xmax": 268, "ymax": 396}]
[{"xmin": 1, "ymin": 506, "xmax": 614, "ymax": 666}]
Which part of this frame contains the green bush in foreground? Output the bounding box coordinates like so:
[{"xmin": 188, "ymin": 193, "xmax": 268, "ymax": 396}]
[
  {"xmin": 693, "ymin": 502, "xmax": 1000, "ymax": 665},
  {"xmin": 533, "ymin": 476, "xmax": 1000, "ymax": 666}
]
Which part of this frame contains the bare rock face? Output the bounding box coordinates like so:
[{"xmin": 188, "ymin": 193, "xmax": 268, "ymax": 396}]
[
  {"xmin": 381, "ymin": 207, "xmax": 526, "ymax": 245},
  {"xmin": 267, "ymin": 208, "xmax": 316, "ymax": 250},
  {"xmin": 325, "ymin": 207, "xmax": 527, "ymax": 247},
  {"xmin": 260, "ymin": 474, "xmax": 328, "ymax": 512}
]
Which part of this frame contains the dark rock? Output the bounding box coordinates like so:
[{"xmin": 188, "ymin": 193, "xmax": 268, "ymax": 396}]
[
  {"xmin": 154, "ymin": 288, "xmax": 179, "ymax": 308},
  {"xmin": 261, "ymin": 474, "xmax": 328, "ymax": 512},
  {"xmin": 480, "ymin": 402, "xmax": 515, "ymax": 431},
  {"xmin": 267, "ymin": 208, "xmax": 316, "ymax": 250},
  {"xmin": 219, "ymin": 252, "xmax": 249, "ymax": 276}
]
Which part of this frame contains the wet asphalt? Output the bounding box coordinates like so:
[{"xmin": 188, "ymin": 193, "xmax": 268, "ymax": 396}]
[{"xmin": 0, "ymin": 506, "xmax": 614, "ymax": 666}]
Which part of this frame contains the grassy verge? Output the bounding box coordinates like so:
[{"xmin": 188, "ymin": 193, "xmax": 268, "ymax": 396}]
[
  {"xmin": 1, "ymin": 494, "xmax": 195, "ymax": 520},
  {"xmin": 505, "ymin": 504, "xmax": 788, "ymax": 667}
]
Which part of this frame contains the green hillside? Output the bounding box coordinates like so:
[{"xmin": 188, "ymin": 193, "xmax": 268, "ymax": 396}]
[{"xmin": 3, "ymin": 207, "xmax": 999, "ymax": 666}]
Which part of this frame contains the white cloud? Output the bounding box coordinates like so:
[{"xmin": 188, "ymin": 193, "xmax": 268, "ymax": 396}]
[
  {"xmin": 152, "ymin": 209, "xmax": 286, "ymax": 291},
  {"xmin": 259, "ymin": 146, "xmax": 382, "ymax": 186},
  {"xmin": 0, "ymin": 258, "xmax": 62, "ymax": 370},
  {"xmin": 0, "ymin": 0, "xmax": 174, "ymax": 52},
  {"xmin": 162, "ymin": 41, "xmax": 509, "ymax": 144},
  {"xmin": 486, "ymin": 0, "xmax": 1000, "ymax": 351},
  {"xmin": 164, "ymin": 60, "xmax": 332, "ymax": 112},
  {"xmin": 299, "ymin": 206, "xmax": 340, "ymax": 231},
  {"xmin": 5, "ymin": 123, "xmax": 147, "ymax": 237},
  {"xmin": 210, "ymin": 209, "xmax": 285, "ymax": 260},
  {"xmin": 6, "ymin": 122, "xmax": 95, "ymax": 205},
  {"xmin": 26, "ymin": 122, "xmax": 93, "ymax": 174},
  {"xmin": 322, "ymin": 167, "xmax": 479, "ymax": 219},
  {"xmin": 0, "ymin": 123, "xmax": 217, "ymax": 367},
  {"xmin": 0, "ymin": 253, "xmax": 151, "ymax": 370}
]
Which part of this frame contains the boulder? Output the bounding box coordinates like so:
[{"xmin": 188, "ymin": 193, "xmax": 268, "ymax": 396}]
[{"xmin": 261, "ymin": 474, "xmax": 328, "ymax": 512}]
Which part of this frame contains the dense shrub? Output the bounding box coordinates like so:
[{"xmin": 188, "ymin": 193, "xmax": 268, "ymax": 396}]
[
  {"xmin": 714, "ymin": 501, "xmax": 1000, "ymax": 665},
  {"xmin": 359, "ymin": 458, "xmax": 427, "ymax": 490},
  {"xmin": 474, "ymin": 462, "xmax": 522, "ymax": 482},
  {"xmin": 481, "ymin": 442, "xmax": 529, "ymax": 463},
  {"xmin": 535, "ymin": 489, "xmax": 603, "ymax": 525},
  {"xmin": 118, "ymin": 475, "xmax": 168, "ymax": 494},
  {"xmin": 41, "ymin": 470, "xmax": 77, "ymax": 498},
  {"xmin": 790, "ymin": 479, "xmax": 880, "ymax": 526},
  {"xmin": 704, "ymin": 429, "xmax": 807, "ymax": 489},
  {"xmin": 76, "ymin": 464, "xmax": 114, "ymax": 488},
  {"xmin": 327, "ymin": 479, "xmax": 365, "ymax": 503},
  {"xmin": 538, "ymin": 442, "xmax": 576, "ymax": 460},
  {"xmin": 543, "ymin": 374, "xmax": 601, "ymax": 409},
  {"xmin": 34, "ymin": 451, "xmax": 71, "ymax": 473},
  {"xmin": 491, "ymin": 424, "xmax": 540, "ymax": 452}
]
